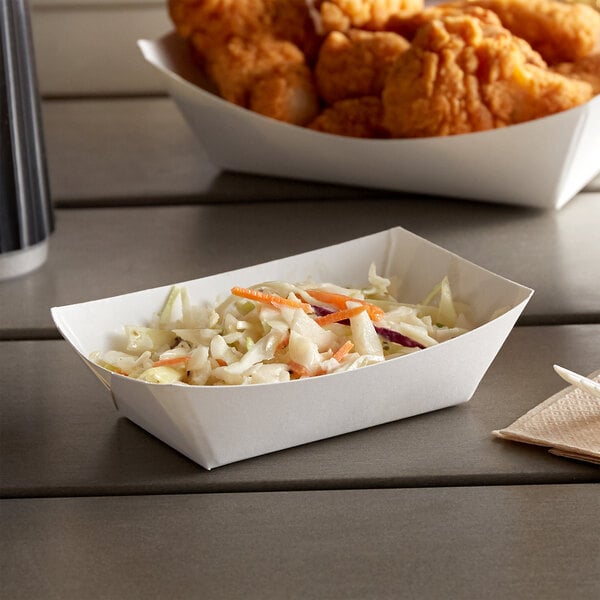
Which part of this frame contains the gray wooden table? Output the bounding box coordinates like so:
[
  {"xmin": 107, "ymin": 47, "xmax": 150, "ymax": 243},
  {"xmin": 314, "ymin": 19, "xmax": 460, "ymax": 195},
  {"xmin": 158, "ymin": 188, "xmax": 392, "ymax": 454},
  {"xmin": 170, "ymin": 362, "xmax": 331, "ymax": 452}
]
[{"xmin": 1, "ymin": 97, "xmax": 599, "ymax": 599}]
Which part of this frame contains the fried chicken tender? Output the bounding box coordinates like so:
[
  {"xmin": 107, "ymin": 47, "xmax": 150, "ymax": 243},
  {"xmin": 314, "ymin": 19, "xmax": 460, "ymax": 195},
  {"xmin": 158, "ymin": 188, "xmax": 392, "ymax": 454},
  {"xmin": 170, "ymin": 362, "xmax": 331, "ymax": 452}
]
[
  {"xmin": 169, "ymin": 0, "xmax": 320, "ymax": 57},
  {"xmin": 205, "ymin": 37, "xmax": 320, "ymax": 125},
  {"xmin": 314, "ymin": 29, "xmax": 410, "ymax": 104},
  {"xmin": 308, "ymin": 96, "xmax": 387, "ymax": 137},
  {"xmin": 315, "ymin": 0, "xmax": 424, "ymax": 33},
  {"xmin": 382, "ymin": 13, "xmax": 594, "ymax": 138},
  {"xmin": 387, "ymin": 4, "xmax": 548, "ymax": 66},
  {"xmin": 168, "ymin": 0, "xmax": 321, "ymax": 125},
  {"xmin": 169, "ymin": 0, "xmax": 598, "ymax": 136},
  {"xmin": 446, "ymin": 0, "xmax": 600, "ymax": 65},
  {"xmin": 386, "ymin": 3, "xmax": 502, "ymax": 38},
  {"xmin": 553, "ymin": 54, "xmax": 600, "ymax": 95},
  {"xmin": 387, "ymin": 3, "xmax": 548, "ymax": 68}
]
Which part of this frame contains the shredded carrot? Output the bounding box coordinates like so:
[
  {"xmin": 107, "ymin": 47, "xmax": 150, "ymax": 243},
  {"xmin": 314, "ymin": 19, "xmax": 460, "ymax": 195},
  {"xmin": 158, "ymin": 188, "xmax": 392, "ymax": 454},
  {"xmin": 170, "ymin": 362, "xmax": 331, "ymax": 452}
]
[
  {"xmin": 288, "ymin": 361, "xmax": 325, "ymax": 379},
  {"xmin": 314, "ymin": 304, "xmax": 368, "ymax": 327},
  {"xmin": 307, "ymin": 289, "xmax": 384, "ymax": 321},
  {"xmin": 104, "ymin": 363, "xmax": 128, "ymax": 376},
  {"xmin": 231, "ymin": 287, "xmax": 312, "ymax": 313},
  {"xmin": 152, "ymin": 356, "xmax": 190, "ymax": 368},
  {"xmin": 332, "ymin": 340, "xmax": 354, "ymax": 362},
  {"xmin": 288, "ymin": 361, "xmax": 311, "ymax": 379},
  {"xmin": 277, "ymin": 334, "xmax": 290, "ymax": 351}
]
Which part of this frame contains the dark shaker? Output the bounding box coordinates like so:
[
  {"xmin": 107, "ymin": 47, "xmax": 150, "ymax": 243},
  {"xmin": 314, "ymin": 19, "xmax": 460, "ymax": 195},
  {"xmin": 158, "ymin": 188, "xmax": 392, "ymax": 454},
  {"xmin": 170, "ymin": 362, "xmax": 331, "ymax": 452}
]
[{"xmin": 0, "ymin": 0, "xmax": 53, "ymax": 280}]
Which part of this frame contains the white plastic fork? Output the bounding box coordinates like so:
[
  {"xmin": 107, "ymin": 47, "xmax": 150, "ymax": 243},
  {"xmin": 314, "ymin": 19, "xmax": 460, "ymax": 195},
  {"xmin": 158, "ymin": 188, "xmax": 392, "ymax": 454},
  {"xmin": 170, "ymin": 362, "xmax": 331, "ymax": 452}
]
[{"xmin": 553, "ymin": 365, "xmax": 600, "ymax": 399}]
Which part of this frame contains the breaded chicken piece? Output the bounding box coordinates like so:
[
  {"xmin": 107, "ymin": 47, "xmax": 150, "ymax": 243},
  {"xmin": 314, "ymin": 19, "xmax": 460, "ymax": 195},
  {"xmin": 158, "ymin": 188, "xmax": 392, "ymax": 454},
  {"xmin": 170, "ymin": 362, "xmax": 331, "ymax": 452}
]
[
  {"xmin": 315, "ymin": 0, "xmax": 424, "ymax": 33},
  {"xmin": 553, "ymin": 53, "xmax": 600, "ymax": 95},
  {"xmin": 382, "ymin": 14, "xmax": 593, "ymax": 138},
  {"xmin": 386, "ymin": 3, "xmax": 502, "ymax": 39},
  {"xmin": 446, "ymin": 0, "xmax": 600, "ymax": 65},
  {"xmin": 387, "ymin": 4, "xmax": 547, "ymax": 67},
  {"xmin": 201, "ymin": 36, "xmax": 320, "ymax": 125},
  {"xmin": 168, "ymin": 0, "xmax": 321, "ymax": 125},
  {"xmin": 314, "ymin": 29, "xmax": 410, "ymax": 104},
  {"xmin": 308, "ymin": 96, "xmax": 387, "ymax": 137},
  {"xmin": 169, "ymin": 0, "xmax": 320, "ymax": 58}
]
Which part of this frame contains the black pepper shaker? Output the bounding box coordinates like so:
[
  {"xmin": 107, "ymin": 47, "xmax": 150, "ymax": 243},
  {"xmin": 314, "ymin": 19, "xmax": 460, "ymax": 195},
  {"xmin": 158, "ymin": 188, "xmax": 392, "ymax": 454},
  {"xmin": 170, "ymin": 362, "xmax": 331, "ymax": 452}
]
[{"xmin": 0, "ymin": 0, "xmax": 53, "ymax": 280}]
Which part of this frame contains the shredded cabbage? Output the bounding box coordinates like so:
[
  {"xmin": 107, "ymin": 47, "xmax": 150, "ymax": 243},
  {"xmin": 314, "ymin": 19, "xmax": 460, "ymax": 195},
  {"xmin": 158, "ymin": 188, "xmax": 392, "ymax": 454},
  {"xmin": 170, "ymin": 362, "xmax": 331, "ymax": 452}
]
[{"xmin": 92, "ymin": 264, "xmax": 474, "ymax": 386}]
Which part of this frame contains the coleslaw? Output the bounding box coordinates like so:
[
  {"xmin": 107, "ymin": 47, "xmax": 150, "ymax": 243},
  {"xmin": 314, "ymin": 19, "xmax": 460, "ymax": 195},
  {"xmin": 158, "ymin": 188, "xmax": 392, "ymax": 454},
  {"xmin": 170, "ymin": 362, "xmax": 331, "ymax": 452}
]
[{"xmin": 91, "ymin": 265, "xmax": 473, "ymax": 386}]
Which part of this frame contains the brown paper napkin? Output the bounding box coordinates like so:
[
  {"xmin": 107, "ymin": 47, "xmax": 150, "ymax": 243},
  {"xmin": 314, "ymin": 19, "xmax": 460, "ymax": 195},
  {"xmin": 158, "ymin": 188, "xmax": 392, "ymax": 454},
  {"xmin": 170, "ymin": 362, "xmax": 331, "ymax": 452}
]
[{"xmin": 493, "ymin": 369, "xmax": 600, "ymax": 466}]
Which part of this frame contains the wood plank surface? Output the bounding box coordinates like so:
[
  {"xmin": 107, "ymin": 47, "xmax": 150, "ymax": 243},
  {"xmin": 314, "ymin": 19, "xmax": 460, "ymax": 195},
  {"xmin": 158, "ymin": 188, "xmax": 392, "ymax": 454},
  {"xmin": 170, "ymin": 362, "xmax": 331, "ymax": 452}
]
[
  {"xmin": 42, "ymin": 98, "xmax": 385, "ymax": 205},
  {"xmin": 1, "ymin": 485, "xmax": 599, "ymax": 599},
  {"xmin": 1, "ymin": 194, "xmax": 599, "ymax": 334}
]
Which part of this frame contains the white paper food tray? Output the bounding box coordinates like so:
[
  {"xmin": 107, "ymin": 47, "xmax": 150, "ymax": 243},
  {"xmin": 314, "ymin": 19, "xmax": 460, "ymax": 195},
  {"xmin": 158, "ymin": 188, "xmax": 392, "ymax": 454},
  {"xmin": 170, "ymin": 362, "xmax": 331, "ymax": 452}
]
[
  {"xmin": 138, "ymin": 33, "xmax": 600, "ymax": 210},
  {"xmin": 51, "ymin": 228, "xmax": 532, "ymax": 469}
]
